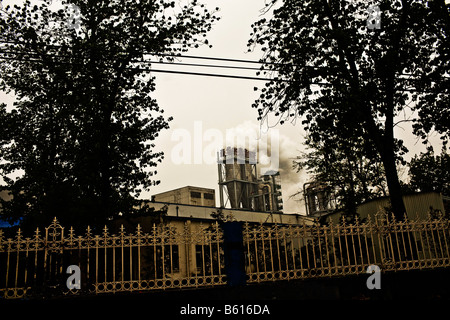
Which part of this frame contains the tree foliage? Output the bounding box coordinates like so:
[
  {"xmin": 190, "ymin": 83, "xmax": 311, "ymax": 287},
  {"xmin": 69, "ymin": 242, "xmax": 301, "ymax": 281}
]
[
  {"xmin": 295, "ymin": 131, "xmax": 388, "ymax": 217},
  {"xmin": 248, "ymin": 0, "xmax": 449, "ymax": 219},
  {"xmin": 408, "ymin": 147, "xmax": 450, "ymax": 196},
  {"xmin": 0, "ymin": 0, "xmax": 219, "ymax": 230}
]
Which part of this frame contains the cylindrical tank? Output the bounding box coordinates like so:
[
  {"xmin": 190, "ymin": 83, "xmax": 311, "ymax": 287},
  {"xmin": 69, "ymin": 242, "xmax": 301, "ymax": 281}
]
[{"xmin": 219, "ymin": 147, "xmax": 257, "ymax": 209}]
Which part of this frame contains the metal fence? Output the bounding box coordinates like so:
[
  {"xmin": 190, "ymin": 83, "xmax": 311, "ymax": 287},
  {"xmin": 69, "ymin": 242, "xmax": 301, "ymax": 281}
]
[
  {"xmin": 243, "ymin": 213, "xmax": 450, "ymax": 282},
  {"xmin": 1, "ymin": 213, "xmax": 449, "ymax": 299},
  {"xmin": 0, "ymin": 218, "xmax": 225, "ymax": 299}
]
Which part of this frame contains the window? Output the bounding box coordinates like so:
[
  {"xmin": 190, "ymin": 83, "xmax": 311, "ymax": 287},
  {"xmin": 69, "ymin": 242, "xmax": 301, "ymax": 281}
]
[
  {"xmin": 203, "ymin": 193, "xmax": 214, "ymax": 200},
  {"xmin": 190, "ymin": 191, "xmax": 201, "ymax": 198}
]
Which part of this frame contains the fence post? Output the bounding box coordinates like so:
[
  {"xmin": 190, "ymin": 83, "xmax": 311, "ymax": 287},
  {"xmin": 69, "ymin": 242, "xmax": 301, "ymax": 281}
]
[
  {"xmin": 223, "ymin": 221, "xmax": 246, "ymax": 286},
  {"xmin": 43, "ymin": 218, "xmax": 64, "ymax": 297}
]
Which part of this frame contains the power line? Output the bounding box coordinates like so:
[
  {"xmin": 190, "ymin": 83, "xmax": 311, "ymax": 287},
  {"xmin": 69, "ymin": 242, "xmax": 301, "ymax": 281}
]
[
  {"xmin": 145, "ymin": 52, "xmax": 280, "ymax": 66},
  {"xmin": 0, "ymin": 54, "xmax": 431, "ymax": 91},
  {"xmin": 135, "ymin": 68, "xmax": 294, "ymax": 83},
  {"xmin": 134, "ymin": 59, "xmax": 267, "ymax": 72},
  {"xmin": 0, "ymin": 52, "xmax": 290, "ymax": 83},
  {"xmin": 2, "ymin": 40, "xmax": 446, "ymax": 82},
  {"xmin": 0, "ymin": 45, "xmax": 447, "ymax": 88},
  {"xmin": 0, "ymin": 39, "xmax": 308, "ymax": 69},
  {"xmin": 0, "ymin": 46, "xmax": 280, "ymax": 73}
]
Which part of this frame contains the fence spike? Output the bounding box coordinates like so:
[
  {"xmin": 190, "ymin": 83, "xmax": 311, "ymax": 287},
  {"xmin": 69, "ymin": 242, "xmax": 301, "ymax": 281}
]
[
  {"xmin": 340, "ymin": 215, "xmax": 346, "ymax": 226},
  {"xmin": 390, "ymin": 212, "xmax": 397, "ymax": 223},
  {"xmin": 403, "ymin": 212, "xmax": 409, "ymax": 222},
  {"xmin": 102, "ymin": 225, "xmax": 109, "ymax": 236},
  {"xmin": 327, "ymin": 216, "xmax": 334, "ymax": 226},
  {"xmin": 85, "ymin": 225, "xmax": 92, "ymax": 237},
  {"xmin": 136, "ymin": 224, "xmax": 142, "ymax": 236}
]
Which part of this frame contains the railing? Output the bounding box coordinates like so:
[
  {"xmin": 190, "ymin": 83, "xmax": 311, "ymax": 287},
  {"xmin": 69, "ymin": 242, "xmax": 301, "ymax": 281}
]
[
  {"xmin": 1, "ymin": 213, "xmax": 449, "ymax": 299},
  {"xmin": 0, "ymin": 218, "xmax": 225, "ymax": 299},
  {"xmin": 243, "ymin": 213, "xmax": 450, "ymax": 282}
]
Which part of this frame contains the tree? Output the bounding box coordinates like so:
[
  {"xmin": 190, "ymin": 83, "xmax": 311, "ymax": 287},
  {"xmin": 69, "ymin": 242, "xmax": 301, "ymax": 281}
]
[
  {"xmin": 248, "ymin": 0, "xmax": 450, "ymax": 220},
  {"xmin": 294, "ymin": 129, "xmax": 388, "ymax": 217},
  {"xmin": 0, "ymin": 0, "xmax": 219, "ymax": 230},
  {"xmin": 408, "ymin": 147, "xmax": 450, "ymax": 196}
]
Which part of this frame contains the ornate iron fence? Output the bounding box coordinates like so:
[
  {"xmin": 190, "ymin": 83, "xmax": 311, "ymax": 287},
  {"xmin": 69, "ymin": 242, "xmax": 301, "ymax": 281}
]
[
  {"xmin": 243, "ymin": 213, "xmax": 450, "ymax": 283},
  {"xmin": 1, "ymin": 213, "xmax": 449, "ymax": 299},
  {"xmin": 0, "ymin": 218, "xmax": 225, "ymax": 299}
]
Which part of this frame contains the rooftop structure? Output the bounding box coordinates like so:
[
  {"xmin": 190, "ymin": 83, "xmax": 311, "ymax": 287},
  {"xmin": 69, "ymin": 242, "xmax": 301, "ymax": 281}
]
[
  {"xmin": 217, "ymin": 147, "xmax": 283, "ymax": 212},
  {"xmin": 152, "ymin": 186, "xmax": 215, "ymax": 207}
]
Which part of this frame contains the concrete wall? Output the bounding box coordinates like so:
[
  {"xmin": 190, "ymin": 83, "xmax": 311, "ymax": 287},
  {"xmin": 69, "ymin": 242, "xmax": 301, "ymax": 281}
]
[
  {"xmin": 153, "ymin": 186, "xmax": 216, "ymax": 207},
  {"xmin": 327, "ymin": 191, "xmax": 446, "ymax": 223},
  {"xmin": 144, "ymin": 201, "xmax": 312, "ymax": 226}
]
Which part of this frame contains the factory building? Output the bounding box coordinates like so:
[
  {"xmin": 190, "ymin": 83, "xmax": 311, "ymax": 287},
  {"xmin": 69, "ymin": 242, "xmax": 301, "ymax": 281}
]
[
  {"xmin": 139, "ymin": 147, "xmax": 307, "ymax": 228},
  {"xmin": 152, "ymin": 186, "xmax": 216, "ymax": 207},
  {"xmin": 217, "ymin": 147, "xmax": 283, "ymax": 213}
]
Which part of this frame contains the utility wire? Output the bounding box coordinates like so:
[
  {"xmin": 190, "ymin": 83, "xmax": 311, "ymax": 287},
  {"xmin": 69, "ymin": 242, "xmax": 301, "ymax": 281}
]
[
  {"xmin": 1, "ymin": 41, "xmax": 445, "ymax": 82},
  {"xmin": 0, "ymin": 52, "xmax": 291, "ymax": 83},
  {"xmin": 0, "ymin": 54, "xmax": 429, "ymax": 91},
  {"xmin": 0, "ymin": 39, "xmax": 316, "ymax": 70},
  {"xmin": 0, "ymin": 45, "xmax": 447, "ymax": 88}
]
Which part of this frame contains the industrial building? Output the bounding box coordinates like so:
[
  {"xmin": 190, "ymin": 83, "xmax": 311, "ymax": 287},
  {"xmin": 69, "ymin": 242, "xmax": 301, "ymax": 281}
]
[
  {"xmin": 152, "ymin": 186, "xmax": 216, "ymax": 207},
  {"xmin": 217, "ymin": 147, "xmax": 283, "ymax": 213},
  {"xmin": 302, "ymin": 180, "xmax": 448, "ymax": 222},
  {"xmin": 144, "ymin": 147, "xmax": 306, "ymax": 227}
]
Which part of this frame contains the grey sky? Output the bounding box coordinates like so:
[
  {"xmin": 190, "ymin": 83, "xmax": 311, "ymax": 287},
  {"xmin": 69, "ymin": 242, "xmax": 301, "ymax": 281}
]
[{"xmin": 145, "ymin": 0, "xmax": 443, "ymax": 214}]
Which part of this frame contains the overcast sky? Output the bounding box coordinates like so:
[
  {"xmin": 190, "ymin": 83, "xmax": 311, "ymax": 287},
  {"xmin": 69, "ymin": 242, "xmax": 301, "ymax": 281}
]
[
  {"xmin": 147, "ymin": 0, "xmax": 309, "ymax": 213},
  {"xmin": 144, "ymin": 0, "xmax": 443, "ymax": 214},
  {"xmin": 0, "ymin": 0, "xmax": 444, "ymax": 215}
]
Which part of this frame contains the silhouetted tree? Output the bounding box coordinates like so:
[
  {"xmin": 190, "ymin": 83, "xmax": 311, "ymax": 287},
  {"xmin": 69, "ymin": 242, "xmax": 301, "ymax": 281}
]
[
  {"xmin": 248, "ymin": 0, "xmax": 449, "ymax": 220},
  {"xmin": 0, "ymin": 0, "xmax": 219, "ymax": 230}
]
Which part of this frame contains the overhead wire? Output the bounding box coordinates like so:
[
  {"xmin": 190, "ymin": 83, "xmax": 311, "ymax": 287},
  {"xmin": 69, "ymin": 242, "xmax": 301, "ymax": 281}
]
[
  {"xmin": 0, "ymin": 44, "xmax": 309, "ymax": 84},
  {"xmin": 0, "ymin": 40, "xmax": 447, "ymax": 89},
  {"xmin": 1, "ymin": 38, "xmax": 444, "ymax": 77}
]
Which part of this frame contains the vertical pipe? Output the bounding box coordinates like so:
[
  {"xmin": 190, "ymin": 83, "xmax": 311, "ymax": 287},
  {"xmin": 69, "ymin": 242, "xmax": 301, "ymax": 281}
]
[{"xmin": 218, "ymin": 164, "xmax": 224, "ymax": 208}]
